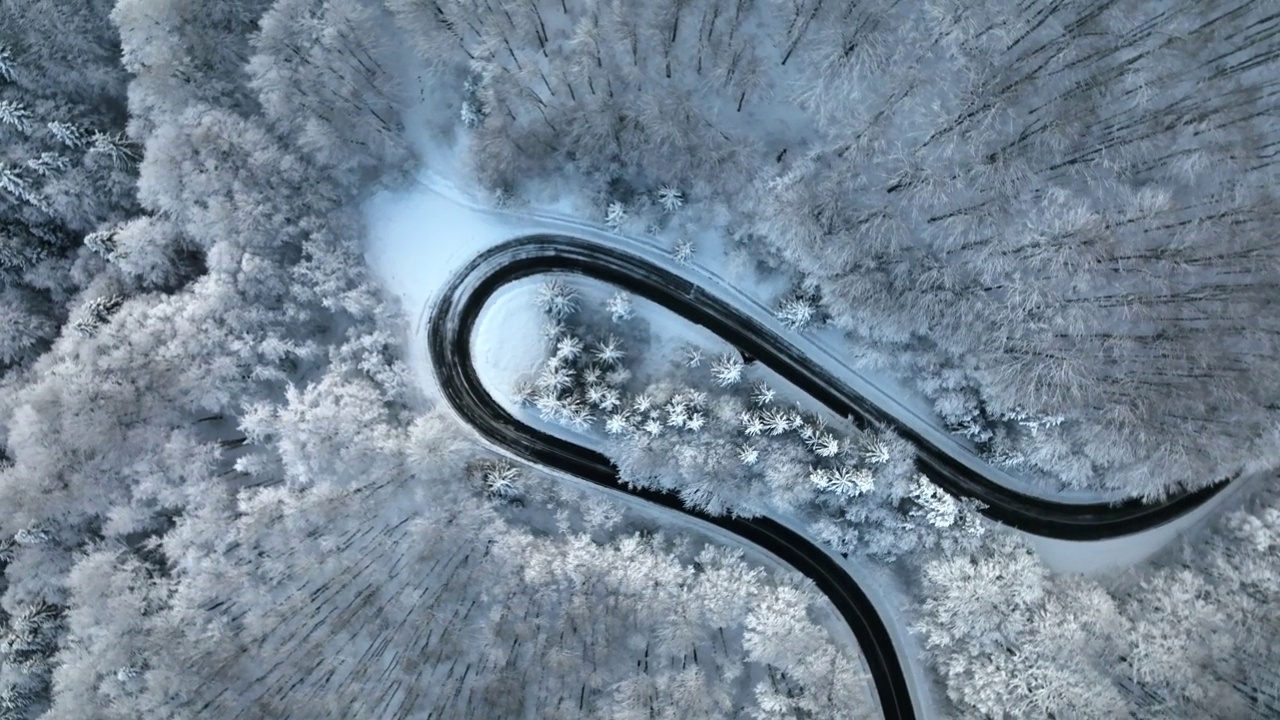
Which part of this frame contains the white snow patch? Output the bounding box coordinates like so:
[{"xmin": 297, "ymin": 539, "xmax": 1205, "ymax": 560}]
[
  {"xmin": 361, "ymin": 167, "xmax": 517, "ymax": 399},
  {"xmin": 362, "ymin": 182, "xmax": 512, "ymax": 323},
  {"xmin": 1026, "ymin": 469, "xmax": 1261, "ymax": 574},
  {"xmin": 471, "ymin": 280, "xmax": 547, "ymax": 412}
]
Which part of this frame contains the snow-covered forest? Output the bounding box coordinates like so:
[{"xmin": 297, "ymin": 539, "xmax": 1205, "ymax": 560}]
[
  {"xmin": 0, "ymin": 0, "xmax": 870, "ymax": 717},
  {"xmin": 389, "ymin": 0, "xmax": 1280, "ymax": 499},
  {"xmin": 0, "ymin": 0, "xmax": 1277, "ymax": 717}
]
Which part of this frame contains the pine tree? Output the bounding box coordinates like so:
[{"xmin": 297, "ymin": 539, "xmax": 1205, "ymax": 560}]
[
  {"xmin": 0, "ymin": 100, "xmax": 32, "ymax": 134},
  {"xmin": 71, "ymin": 295, "xmax": 124, "ymax": 338},
  {"xmin": 592, "ymin": 335, "xmax": 625, "ymax": 365},
  {"xmin": 474, "ymin": 460, "xmax": 522, "ymax": 498},
  {"xmin": 535, "ymin": 277, "xmax": 579, "ymax": 318},
  {"xmin": 672, "ymin": 237, "xmax": 695, "ymax": 264},
  {"xmin": 606, "ymin": 291, "xmax": 634, "ymax": 322},
  {"xmin": 656, "ymin": 184, "xmax": 684, "ymax": 212},
  {"xmin": 87, "ymin": 131, "xmax": 140, "ymax": 168},
  {"xmin": 605, "ymin": 201, "xmax": 628, "ymax": 230},
  {"xmin": 775, "ymin": 295, "xmax": 815, "ymax": 330},
  {"xmin": 44, "ymin": 121, "xmax": 84, "ymax": 149},
  {"xmin": 710, "ymin": 352, "xmax": 743, "ymax": 386},
  {"xmin": 0, "ymin": 43, "xmax": 16, "ymax": 83}
]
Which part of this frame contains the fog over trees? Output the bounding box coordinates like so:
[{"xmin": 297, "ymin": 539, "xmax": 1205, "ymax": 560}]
[{"xmin": 0, "ymin": 0, "xmax": 1277, "ymax": 717}]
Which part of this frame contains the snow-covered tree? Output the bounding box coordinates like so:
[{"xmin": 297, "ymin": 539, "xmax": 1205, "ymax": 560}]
[
  {"xmin": 681, "ymin": 345, "xmax": 704, "ymax": 368},
  {"xmin": 44, "ymin": 121, "xmax": 84, "ymax": 149},
  {"xmin": 0, "ymin": 100, "xmax": 32, "ymax": 134},
  {"xmin": 672, "ymin": 237, "xmax": 695, "ymax": 265},
  {"xmin": 861, "ymin": 434, "xmax": 895, "ymax": 465},
  {"xmin": 813, "ymin": 434, "xmax": 842, "ymax": 458},
  {"xmin": 0, "ymin": 290, "xmax": 56, "ymax": 367},
  {"xmin": 831, "ymin": 466, "xmax": 875, "ymax": 497},
  {"xmin": 751, "ymin": 382, "xmax": 776, "ymax": 406},
  {"xmin": 0, "ymin": 163, "xmax": 43, "ymax": 211},
  {"xmin": 605, "ymin": 201, "xmax": 628, "ymax": 230},
  {"xmin": 656, "ymin": 184, "xmax": 684, "ymax": 212},
  {"xmin": 535, "ymin": 277, "xmax": 579, "ymax": 319},
  {"xmin": 0, "ymin": 43, "xmax": 15, "ymax": 83},
  {"xmin": 710, "ymin": 352, "xmax": 744, "ymax": 386},
  {"xmin": 632, "ymin": 393, "xmax": 654, "ymax": 413},
  {"xmin": 71, "ymin": 295, "xmax": 124, "ymax": 338},
  {"xmin": 592, "ymin": 335, "xmax": 625, "ymax": 365},
  {"xmin": 565, "ymin": 403, "xmax": 594, "ymax": 431},
  {"xmin": 606, "ymin": 291, "xmax": 634, "ymax": 322},
  {"xmin": 533, "ymin": 388, "xmax": 564, "ymax": 420},
  {"xmin": 540, "ymin": 317, "xmax": 567, "ymax": 340},
  {"xmin": 641, "ymin": 417, "xmax": 664, "ymax": 436},
  {"xmin": 554, "ymin": 334, "xmax": 584, "ymax": 363},
  {"xmin": 247, "ymin": 0, "xmax": 412, "ymax": 181},
  {"xmin": 24, "ymin": 152, "xmax": 69, "ymax": 178},
  {"xmin": 87, "ymin": 131, "xmax": 140, "ymax": 168},
  {"xmin": 537, "ymin": 364, "xmax": 575, "ymax": 394},
  {"xmin": 605, "ymin": 412, "xmax": 632, "ymax": 436},
  {"xmin": 460, "ymin": 99, "xmax": 484, "ymax": 128},
  {"xmin": 760, "ymin": 407, "xmax": 793, "ymax": 435},
  {"xmin": 908, "ymin": 474, "xmax": 959, "ymax": 529},
  {"xmin": 776, "ymin": 295, "xmax": 816, "ymax": 330},
  {"xmin": 596, "ymin": 387, "xmax": 623, "ymax": 411},
  {"xmin": 473, "ymin": 460, "xmax": 522, "ymax": 499}
]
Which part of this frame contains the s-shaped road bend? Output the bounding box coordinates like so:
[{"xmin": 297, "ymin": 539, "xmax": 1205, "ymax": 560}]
[{"xmin": 429, "ymin": 235, "xmax": 1235, "ymax": 720}]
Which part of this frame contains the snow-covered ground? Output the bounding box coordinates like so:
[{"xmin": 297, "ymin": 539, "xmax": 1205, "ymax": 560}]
[
  {"xmin": 469, "ymin": 279, "xmax": 546, "ymax": 411},
  {"xmin": 362, "ymin": 166, "xmax": 516, "ymax": 399},
  {"xmin": 1027, "ymin": 466, "xmax": 1263, "ymax": 574}
]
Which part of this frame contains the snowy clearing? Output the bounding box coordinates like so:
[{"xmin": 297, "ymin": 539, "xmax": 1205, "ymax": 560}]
[
  {"xmin": 361, "ymin": 170, "xmax": 515, "ymax": 398},
  {"xmin": 470, "ymin": 279, "xmax": 546, "ymax": 412}
]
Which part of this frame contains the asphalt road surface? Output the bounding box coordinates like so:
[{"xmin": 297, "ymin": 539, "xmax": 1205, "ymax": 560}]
[{"xmin": 430, "ymin": 234, "xmax": 1235, "ymax": 719}]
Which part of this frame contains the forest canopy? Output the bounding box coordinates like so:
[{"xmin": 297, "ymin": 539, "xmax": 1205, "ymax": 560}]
[{"xmin": 0, "ymin": 0, "xmax": 1276, "ymax": 718}]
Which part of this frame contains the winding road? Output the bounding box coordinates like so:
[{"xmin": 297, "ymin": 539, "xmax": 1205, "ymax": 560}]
[{"xmin": 429, "ymin": 234, "xmax": 1236, "ymax": 719}]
